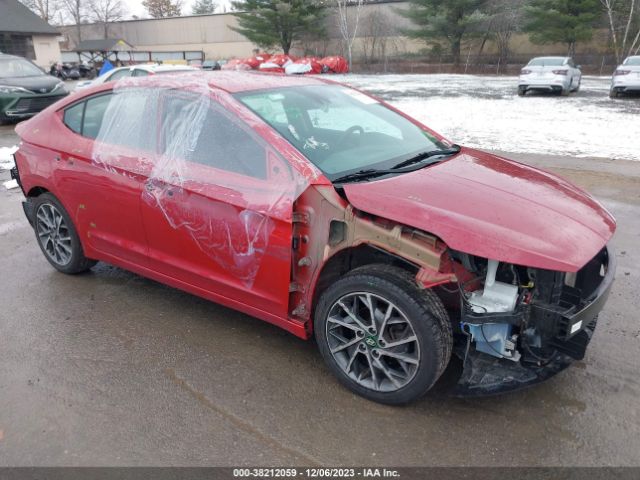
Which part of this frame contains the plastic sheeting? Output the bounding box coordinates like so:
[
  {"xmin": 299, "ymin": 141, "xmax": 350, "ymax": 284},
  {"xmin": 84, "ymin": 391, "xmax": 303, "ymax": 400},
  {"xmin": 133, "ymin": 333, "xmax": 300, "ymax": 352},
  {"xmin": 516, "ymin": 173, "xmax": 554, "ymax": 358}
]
[
  {"xmin": 320, "ymin": 56, "xmax": 349, "ymax": 74},
  {"xmin": 90, "ymin": 75, "xmax": 315, "ymax": 287}
]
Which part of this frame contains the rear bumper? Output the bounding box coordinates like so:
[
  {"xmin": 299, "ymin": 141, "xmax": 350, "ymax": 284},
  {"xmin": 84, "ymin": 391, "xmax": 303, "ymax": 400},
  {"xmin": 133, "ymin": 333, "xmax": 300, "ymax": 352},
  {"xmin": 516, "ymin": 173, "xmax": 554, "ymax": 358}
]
[
  {"xmin": 519, "ymin": 77, "xmax": 569, "ymax": 91},
  {"xmin": 453, "ymin": 246, "xmax": 615, "ymax": 397}
]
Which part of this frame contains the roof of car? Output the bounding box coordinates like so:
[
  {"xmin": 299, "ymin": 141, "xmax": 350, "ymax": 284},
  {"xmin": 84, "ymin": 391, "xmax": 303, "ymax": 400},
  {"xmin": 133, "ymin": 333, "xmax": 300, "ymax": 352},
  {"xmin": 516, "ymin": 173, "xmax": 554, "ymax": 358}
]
[
  {"xmin": 93, "ymin": 70, "xmax": 330, "ymax": 93},
  {"xmin": 179, "ymin": 71, "xmax": 329, "ymax": 93}
]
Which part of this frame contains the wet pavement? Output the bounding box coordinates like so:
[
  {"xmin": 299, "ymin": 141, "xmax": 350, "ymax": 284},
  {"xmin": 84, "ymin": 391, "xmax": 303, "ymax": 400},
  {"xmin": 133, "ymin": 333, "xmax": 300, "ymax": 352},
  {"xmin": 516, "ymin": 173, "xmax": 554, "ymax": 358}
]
[{"xmin": 1, "ymin": 89, "xmax": 639, "ymax": 466}]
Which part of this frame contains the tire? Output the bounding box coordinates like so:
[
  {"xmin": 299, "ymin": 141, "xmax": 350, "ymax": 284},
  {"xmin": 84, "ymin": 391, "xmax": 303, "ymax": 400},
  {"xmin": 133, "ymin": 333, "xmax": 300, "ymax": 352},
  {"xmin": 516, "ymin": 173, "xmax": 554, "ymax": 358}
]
[
  {"xmin": 32, "ymin": 193, "xmax": 97, "ymax": 274},
  {"xmin": 560, "ymin": 84, "xmax": 571, "ymax": 96},
  {"xmin": 517, "ymin": 86, "xmax": 526, "ymax": 97},
  {"xmin": 314, "ymin": 264, "xmax": 452, "ymax": 405},
  {"xmin": 609, "ymin": 89, "xmax": 619, "ymax": 99},
  {"xmin": 572, "ymin": 78, "xmax": 581, "ymax": 92}
]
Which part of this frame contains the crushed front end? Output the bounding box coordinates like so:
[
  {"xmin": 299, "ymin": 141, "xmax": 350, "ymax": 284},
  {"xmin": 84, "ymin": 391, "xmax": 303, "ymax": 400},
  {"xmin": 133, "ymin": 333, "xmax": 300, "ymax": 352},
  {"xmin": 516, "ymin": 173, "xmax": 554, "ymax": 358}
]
[{"xmin": 446, "ymin": 246, "xmax": 615, "ymax": 396}]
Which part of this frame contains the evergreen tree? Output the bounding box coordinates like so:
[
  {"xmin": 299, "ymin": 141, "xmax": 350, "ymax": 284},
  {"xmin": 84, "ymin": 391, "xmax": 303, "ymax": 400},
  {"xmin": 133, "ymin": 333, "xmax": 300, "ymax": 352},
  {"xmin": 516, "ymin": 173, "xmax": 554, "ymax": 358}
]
[
  {"xmin": 399, "ymin": 0, "xmax": 491, "ymax": 66},
  {"xmin": 230, "ymin": 0, "xmax": 327, "ymax": 54},
  {"xmin": 524, "ymin": 0, "xmax": 601, "ymax": 56},
  {"xmin": 142, "ymin": 0, "xmax": 182, "ymax": 18},
  {"xmin": 192, "ymin": 0, "xmax": 216, "ymax": 15}
]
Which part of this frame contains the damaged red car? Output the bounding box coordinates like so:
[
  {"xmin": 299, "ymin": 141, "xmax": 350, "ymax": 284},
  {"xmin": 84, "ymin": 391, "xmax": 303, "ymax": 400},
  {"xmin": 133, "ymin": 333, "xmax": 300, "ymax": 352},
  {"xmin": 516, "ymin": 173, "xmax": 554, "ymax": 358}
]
[{"xmin": 11, "ymin": 72, "xmax": 616, "ymax": 404}]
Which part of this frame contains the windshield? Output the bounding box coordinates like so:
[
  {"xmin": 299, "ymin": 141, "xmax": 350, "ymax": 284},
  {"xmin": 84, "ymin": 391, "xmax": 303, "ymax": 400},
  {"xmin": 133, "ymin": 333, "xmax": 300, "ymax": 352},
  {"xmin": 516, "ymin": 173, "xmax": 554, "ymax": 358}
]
[
  {"xmin": 624, "ymin": 56, "xmax": 640, "ymax": 66},
  {"xmin": 0, "ymin": 57, "xmax": 45, "ymax": 78},
  {"xmin": 527, "ymin": 57, "xmax": 565, "ymax": 66},
  {"xmin": 236, "ymin": 85, "xmax": 446, "ymax": 179}
]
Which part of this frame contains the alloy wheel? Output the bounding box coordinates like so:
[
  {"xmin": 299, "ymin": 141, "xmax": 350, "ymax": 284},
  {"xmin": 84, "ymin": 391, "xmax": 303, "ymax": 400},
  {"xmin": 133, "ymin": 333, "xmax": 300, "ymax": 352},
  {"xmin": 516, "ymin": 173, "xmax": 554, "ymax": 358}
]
[
  {"xmin": 36, "ymin": 203, "xmax": 73, "ymax": 266},
  {"xmin": 325, "ymin": 292, "xmax": 420, "ymax": 392}
]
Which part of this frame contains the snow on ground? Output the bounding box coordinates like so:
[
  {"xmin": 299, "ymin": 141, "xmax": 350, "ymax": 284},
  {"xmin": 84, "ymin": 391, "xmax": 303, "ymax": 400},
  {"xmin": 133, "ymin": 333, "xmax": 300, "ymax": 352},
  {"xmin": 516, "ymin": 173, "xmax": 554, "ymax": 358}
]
[
  {"xmin": 3, "ymin": 179, "xmax": 18, "ymax": 190},
  {"xmin": 0, "ymin": 146, "xmax": 17, "ymax": 171},
  {"xmin": 336, "ymin": 74, "xmax": 640, "ymax": 161}
]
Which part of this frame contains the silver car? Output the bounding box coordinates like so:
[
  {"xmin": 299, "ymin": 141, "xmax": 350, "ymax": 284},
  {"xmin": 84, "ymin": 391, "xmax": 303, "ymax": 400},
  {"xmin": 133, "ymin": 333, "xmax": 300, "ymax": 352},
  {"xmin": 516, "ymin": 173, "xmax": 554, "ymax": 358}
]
[
  {"xmin": 518, "ymin": 56, "xmax": 582, "ymax": 96},
  {"xmin": 610, "ymin": 56, "xmax": 640, "ymax": 98},
  {"xmin": 74, "ymin": 64, "xmax": 196, "ymax": 91}
]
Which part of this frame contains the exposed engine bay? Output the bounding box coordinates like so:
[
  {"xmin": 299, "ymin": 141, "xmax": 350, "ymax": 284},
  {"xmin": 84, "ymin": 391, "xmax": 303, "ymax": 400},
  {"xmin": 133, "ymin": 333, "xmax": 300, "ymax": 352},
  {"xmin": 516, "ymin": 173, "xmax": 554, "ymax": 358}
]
[{"xmin": 446, "ymin": 247, "xmax": 615, "ymax": 395}]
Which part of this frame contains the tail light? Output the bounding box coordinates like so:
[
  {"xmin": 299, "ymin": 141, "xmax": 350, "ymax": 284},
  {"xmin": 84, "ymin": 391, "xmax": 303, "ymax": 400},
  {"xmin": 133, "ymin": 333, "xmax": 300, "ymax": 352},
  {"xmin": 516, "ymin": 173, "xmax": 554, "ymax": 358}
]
[
  {"xmin": 614, "ymin": 69, "xmax": 631, "ymax": 76},
  {"xmin": 520, "ymin": 69, "xmax": 531, "ymax": 75},
  {"xmin": 552, "ymin": 69, "xmax": 568, "ymax": 75}
]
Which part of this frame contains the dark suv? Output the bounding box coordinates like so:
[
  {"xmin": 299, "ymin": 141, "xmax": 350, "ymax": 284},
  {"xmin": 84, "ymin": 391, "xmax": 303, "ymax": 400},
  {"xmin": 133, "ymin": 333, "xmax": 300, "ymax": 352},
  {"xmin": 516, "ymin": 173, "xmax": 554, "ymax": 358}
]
[{"xmin": 0, "ymin": 53, "xmax": 68, "ymax": 123}]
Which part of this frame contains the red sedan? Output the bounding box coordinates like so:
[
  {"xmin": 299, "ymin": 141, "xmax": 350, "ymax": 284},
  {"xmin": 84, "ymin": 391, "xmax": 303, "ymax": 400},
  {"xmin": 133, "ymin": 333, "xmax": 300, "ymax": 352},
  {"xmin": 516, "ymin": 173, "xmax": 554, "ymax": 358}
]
[{"xmin": 11, "ymin": 72, "xmax": 616, "ymax": 404}]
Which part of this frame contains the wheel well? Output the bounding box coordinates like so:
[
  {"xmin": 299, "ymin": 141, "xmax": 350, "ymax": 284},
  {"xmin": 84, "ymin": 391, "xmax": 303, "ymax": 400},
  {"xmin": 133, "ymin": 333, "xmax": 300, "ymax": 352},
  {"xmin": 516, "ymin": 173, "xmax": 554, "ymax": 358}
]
[
  {"xmin": 27, "ymin": 186, "xmax": 49, "ymax": 197},
  {"xmin": 312, "ymin": 244, "xmax": 419, "ymax": 312}
]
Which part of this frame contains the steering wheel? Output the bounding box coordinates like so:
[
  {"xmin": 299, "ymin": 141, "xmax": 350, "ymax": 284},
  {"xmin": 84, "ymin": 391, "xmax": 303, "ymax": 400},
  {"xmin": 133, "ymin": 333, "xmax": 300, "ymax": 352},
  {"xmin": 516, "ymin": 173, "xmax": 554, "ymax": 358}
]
[{"xmin": 336, "ymin": 125, "xmax": 364, "ymax": 149}]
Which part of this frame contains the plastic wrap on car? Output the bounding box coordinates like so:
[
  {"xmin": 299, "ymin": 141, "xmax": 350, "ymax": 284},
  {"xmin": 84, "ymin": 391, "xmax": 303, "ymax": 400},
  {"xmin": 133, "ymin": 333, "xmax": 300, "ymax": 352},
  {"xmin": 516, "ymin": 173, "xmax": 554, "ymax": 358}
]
[{"xmin": 90, "ymin": 75, "xmax": 317, "ymax": 287}]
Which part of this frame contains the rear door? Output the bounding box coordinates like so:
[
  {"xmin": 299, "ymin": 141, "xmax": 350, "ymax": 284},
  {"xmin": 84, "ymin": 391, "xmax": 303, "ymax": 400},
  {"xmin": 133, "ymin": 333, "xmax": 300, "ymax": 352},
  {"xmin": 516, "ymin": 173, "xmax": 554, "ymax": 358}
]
[
  {"xmin": 139, "ymin": 90, "xmax": 297, "ymax": 316},
  {"xmin": 56, "ymin": 90, "xmax": 152, "ymax": 266}
]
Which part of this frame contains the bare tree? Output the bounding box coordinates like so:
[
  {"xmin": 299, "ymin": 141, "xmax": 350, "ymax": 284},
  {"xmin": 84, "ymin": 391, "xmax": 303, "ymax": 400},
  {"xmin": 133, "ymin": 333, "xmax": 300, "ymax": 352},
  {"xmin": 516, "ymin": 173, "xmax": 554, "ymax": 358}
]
[
  {"xmin": 360, "ymin": 8, "xmax": 397, "ymax": 69},
  {"xmin": 601, "ymin": 0, "xmax": 640, "ymax": 62},
  {"xmin": 89, "ymin": 0, "xmax": 126, "ymax": 38},
  {"xmin": 486, "ymin": 0, "xmax": 527, "ymax": 67},
  {"xmin": 60, "ymin": 0, "xmax": 85, "ymax": 45},
  {"xmin": 20, "ymin": 0, "xmax": 63, "ymax": 23},
  {"xmin": 335, "ymin": 0, "xmax": 364, "ymax": 70}
]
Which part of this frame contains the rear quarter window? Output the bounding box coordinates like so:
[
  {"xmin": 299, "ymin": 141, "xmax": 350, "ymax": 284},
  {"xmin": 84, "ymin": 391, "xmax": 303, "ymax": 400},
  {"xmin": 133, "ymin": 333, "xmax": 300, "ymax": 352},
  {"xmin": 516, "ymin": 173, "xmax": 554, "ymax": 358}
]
[{"xmin": 63, "ymin": 102, "xmax": 84, "ymax": 134}]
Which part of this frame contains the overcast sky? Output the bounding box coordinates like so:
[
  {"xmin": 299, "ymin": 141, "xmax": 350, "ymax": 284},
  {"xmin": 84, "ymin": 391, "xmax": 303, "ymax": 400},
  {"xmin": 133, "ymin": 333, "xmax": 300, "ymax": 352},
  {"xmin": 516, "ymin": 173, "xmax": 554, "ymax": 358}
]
[{"xmin": 126, "ymin": 0, "xmax": 233, "ymax": 18}]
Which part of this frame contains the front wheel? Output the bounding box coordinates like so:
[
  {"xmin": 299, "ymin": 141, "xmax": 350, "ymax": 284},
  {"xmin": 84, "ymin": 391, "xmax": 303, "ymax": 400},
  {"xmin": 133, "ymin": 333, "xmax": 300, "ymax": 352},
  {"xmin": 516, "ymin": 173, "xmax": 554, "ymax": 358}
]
[
  {"xmin": 314, "ymin": 265, "xmax": 452, "ymax": 405},
  {"xmin": 32, "ymin": 193, "xmax": 97, "ymax": 274}
]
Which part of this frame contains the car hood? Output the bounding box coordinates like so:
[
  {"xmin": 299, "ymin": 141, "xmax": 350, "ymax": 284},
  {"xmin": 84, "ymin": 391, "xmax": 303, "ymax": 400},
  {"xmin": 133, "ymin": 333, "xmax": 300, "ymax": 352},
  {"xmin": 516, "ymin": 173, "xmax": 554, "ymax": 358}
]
[
  {"xmin": 343, "ymin": 148, "xmax": 616, "ymax": 272},
  {"xmin": 0, "ymin": 74, "xmax": 61, "ymax": 93}
]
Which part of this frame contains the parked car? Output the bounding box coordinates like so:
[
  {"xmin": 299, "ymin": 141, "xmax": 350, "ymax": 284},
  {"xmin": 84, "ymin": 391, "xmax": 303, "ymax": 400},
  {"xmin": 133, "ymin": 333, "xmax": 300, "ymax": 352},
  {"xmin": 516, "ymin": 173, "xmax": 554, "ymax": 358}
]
[
  {"xmin": 518, "ymin": 56, "xmax": 582, "ymax": 96},
  {"xmin": 12, "ymin": 72, "xmax": 615, "ymax": 404},
  {"xmin": 74, "ymin": 64, "xmax": 196, "ymax": 91},
  {"xmin": 202, "ymin": 60, "xmax": 221, "ymax": 71},
  {"xmin": 0, "ymin": 53, "xmax": 68, "ymax": 123},
  {"xmin": 610, "ymin": 55, "xmax": 640, "ymax": 98}
]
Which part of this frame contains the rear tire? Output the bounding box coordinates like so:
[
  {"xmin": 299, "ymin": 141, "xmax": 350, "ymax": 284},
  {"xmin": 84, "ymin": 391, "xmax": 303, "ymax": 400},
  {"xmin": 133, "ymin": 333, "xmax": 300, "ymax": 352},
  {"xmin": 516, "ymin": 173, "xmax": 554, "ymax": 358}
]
[
  {"xmin": 32, "ymin": 193, "xmax": 97, "ymax": 274},
  {"xmin": 314, "ymin": 264, "xmax": 452, "ymax": 405},
  {"xmin": 517, "ymin": 86, "xmax": 526, "ymax": 96},
  {"xmin": 609, "ymin": 89, "xmax": 619, "ymax": 98},
  {"xmin": 560, "ymin": 84, "xmax": 571, "ymax": 96}
]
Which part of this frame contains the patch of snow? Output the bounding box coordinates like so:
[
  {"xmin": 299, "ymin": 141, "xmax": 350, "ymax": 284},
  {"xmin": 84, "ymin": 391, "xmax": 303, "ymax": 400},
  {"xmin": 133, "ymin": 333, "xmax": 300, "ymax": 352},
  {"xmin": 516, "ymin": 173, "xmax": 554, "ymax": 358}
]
[
  {"xmin": 336, "ymin": 74, "xmax": 640, "ymax": 161},
  {"xmin": 3, "ymin": 179, "xmax": 19, "ymax": 190},
  {"xmin": 0, "ymin": 146, "xmax": 18, "ymax": 171}
]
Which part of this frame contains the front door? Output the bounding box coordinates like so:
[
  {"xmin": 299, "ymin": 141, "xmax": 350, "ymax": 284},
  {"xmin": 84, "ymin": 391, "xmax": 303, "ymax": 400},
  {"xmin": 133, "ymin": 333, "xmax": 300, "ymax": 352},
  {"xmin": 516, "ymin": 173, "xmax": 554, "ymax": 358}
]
[{"xmin": 140, "ymin": 90, "xmax": 296, "ymax": 317}]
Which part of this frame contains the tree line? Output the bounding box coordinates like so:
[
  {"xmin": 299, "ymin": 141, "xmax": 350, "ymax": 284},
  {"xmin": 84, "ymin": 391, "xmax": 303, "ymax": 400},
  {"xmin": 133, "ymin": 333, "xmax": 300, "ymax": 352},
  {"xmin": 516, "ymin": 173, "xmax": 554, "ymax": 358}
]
[
  {"xmin": 230, "ymin": 0, "xmax": 640, "ymax": 66},
  {"xmin": 20, "ymin": 0, "xmax": 640, "ymax": 65}
]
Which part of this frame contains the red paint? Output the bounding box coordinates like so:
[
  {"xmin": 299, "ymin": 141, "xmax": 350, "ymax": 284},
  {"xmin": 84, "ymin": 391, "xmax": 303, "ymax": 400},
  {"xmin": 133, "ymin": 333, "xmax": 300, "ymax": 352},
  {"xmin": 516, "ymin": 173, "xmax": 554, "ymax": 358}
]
[
  {"xmin": 14, "ymin": 72, "xmax": 616, "ymax": 343},
  {"xmin": 344, "ymin": 148, "xmax": 616, "ymax": 272}
]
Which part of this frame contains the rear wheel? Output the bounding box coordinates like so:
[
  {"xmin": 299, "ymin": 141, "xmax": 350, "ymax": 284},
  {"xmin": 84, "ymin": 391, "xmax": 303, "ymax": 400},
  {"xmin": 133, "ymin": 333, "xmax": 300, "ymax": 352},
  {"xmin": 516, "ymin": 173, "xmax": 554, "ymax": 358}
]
[
  {"xmin": 32, "ymin": 193, "xmax": 96, "ymax": 274},
  {"xmin": 314, "ymin": 265, "xmax": 452, "ymax": 405},
  {"xmin": 560, "ymin": 84, "xmax": 571, "ymax": 96},
  {"xmin": 517, "ymin": 86, "xmax": 526, "ymax": 96},
  {"xmin": 609, "ymin": 88, "xmax": 619, "ymax": 98}
]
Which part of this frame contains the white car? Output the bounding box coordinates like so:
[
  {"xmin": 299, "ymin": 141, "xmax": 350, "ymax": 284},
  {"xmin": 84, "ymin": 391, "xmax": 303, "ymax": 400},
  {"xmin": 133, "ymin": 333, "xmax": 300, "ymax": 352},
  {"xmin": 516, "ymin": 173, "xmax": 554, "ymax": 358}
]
[
  {"xmin": 518, "ymin": 56, "xmax": 582, "ymax": 96},
  {"xmin": 74, "ymin": 64, "xmax": 196, "ymax": 91},
  {"xmin": 610, "ymin": 56, "xmax": 640, "ymax": 98}
]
